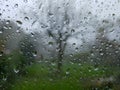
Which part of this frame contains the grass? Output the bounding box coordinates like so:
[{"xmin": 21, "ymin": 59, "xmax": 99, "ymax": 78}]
[{"xmin": 10, "ymin": 62, "xmax": 120, "ymax": 90}]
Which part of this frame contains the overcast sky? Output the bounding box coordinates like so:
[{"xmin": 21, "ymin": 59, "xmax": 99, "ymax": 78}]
[
  {"xmin": 1, "ymin": 0, "xmax": 120, "ymax": 22},
  {"xmin": 0, "ymin": 0, "xmax": 120, "ymax": 40},
  {"xmin": 1, "ymin": 0, "xmax": 120, "ymax": 36}
]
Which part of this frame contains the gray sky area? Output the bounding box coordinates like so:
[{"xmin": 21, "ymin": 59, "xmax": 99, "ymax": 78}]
[
  {"xmin": 1, "ymin": 0, "xmax": 120, "ymax": 16},
  {"xmin": 1, "ymin": 0, "xmax": 120, "ymax": 35},
  {"xmin": 1, "ymin": 0, "xmax": 120, "ymax": 30}
]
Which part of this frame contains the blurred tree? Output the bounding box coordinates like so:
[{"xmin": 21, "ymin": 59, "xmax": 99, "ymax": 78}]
[
  {"xmin": 20, "ymin": 0, "xmax": 97, "ymax": 72},
  {"xmin": 0, "ymin": 20, "xmax": 25, "ymax": 89},
  {"xmin": 45, "ymin": 4, "xmax": 83, "ymax": 73}
]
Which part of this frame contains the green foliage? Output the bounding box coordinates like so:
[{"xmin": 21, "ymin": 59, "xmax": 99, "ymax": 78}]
[
  {"xmin": 10, "ymin": 62, "xmax": 120, "ymax": 90},
  {"xmin": 0, "ymin": 54, "xmax": 9, "ymax": 88},
  {"xmin": 0, "ymin": 50, "xmax": 31, "ymax": 90}
]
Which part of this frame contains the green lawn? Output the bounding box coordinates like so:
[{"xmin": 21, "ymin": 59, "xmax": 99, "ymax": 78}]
[{"xmin": 10, "ymin": 62, "xmax": 120, "ymax": 90}]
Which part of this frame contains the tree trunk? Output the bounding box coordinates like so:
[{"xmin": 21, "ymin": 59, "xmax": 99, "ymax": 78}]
[
  {"xmin": 57, "ymin": 49, "xmax": 63, "ymax": 73},
  {"xmin": 57, "ymin": 33, "xmax": 64, "ymax": 73}
]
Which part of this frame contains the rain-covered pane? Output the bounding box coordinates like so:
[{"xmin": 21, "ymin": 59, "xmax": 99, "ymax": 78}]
[{"xmin": 0, "ymin": 0, "xmax": 120, "ymax": 90}]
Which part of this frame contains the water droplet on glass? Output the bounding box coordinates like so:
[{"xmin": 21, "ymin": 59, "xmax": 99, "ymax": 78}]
[
  {"xmin": 6, "ymin": 20, "xmax": 10, "ymax": 24},
  {"xmin": 100, "ymin": 53, "xmax": 104, "ymax": 56},
  {"xmin": 31, "ymin": 33, "xmax": 34, "ymax": 37},
  {"xmin": 13, "ymin": 68, "xmax": 19, "ymax": 73},
  {"xmin": 8, "ymin": 26, "xmax": 12, "ymax": 29},
  {"xmin": 91, "ymin": 53, "xmax": 94, "ymax": 56},
  {"xmin": 0, "ymin": 13, "xmax": 2, "ymax": 16},
  {"xmin": 48, "ymin": 42, "xmax": 53, "ymax": 45},
  {"xmin": 94, "ymin": 68, "xmax": 99, "ymax": 71},
  {"xmin": 88, "ymin": 69, "xmax": 91, "ymax": 72},
  {"xmin": 51, "ymin": 63, "xmax": 56, "ymax": 66},
  {"xmin": 48, "ymin": 12, "xmax": 54, "ymax": 16},
  {"xmin": 24, "ymin": 17, "xmax": 29, "ymax": 21},
  {"xmin": 0, "ymin": 54, "xmax": 2, "ymax": 57},
  {"xmin": 16, "ymin": 20, "xmax": 22, "ymax": 25},
  {"xmin": 71, "ymin": 29, "xmax": 75, "ymax": 33},
  {"xmin": 3, "ymin": 77, "xmax": 7, "ymax": 81},
  {"xmin": 6, "ymin": 5, "xmax": 9, "ymax": 7},
  {"xmin": 3, "ymin": 26, "xmax": 8, "ymax": 29},
  {"xmin": 72, "ymin": 43, "xmax": 76, "ymax": 46},
  {"xmin": 0, "ymin": 31, "xmax": 3, "ymax": 34},
  {"xmin": 66, "ymin": 71, "xmax": 70, "ymax": 75},
  {"xmin": 33, "ymin": 52, "xmax": 37, "ymax": 57},
  {"xmin": 49, "ymin": 78, "xmax": 53, "ymax": 82},
  {"xmin": 16, "ymin": 30, "xmax": 20, "ymax": 33},
  {"xmin": 14, "ymin": 4, "xmax": 18, "ymax": 8}
]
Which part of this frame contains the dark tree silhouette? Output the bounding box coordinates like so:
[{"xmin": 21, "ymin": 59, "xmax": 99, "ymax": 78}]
[{"xmin": 46, "ymin": 8, "xmax": 81, "ymax": 72}]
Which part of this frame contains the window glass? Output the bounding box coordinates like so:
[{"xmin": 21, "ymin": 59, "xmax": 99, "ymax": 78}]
[{"xmin": 0, "ymin": 0, "xmax": 120, "ymax": 90}]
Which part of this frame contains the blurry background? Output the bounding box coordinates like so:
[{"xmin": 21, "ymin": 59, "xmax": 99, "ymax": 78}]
[{"xmin": 0, "ymin": 0, "xmax": 120, "ymax": 90}]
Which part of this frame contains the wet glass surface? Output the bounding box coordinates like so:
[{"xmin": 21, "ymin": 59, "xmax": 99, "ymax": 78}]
[{"xmin": 0, "ymin": 0, "xmax": 120, "ymax": 90}]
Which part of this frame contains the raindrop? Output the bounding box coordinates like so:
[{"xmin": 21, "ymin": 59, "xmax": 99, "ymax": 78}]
[
  {"xmin": 16, "ymin": 30, "xmax": 20, "ymax": 33},
  {"xmin": 66, "ymin": 71, "xmax": 70, "ymax": 75},
  {"xmin": 14, "ymin": 4, "xmax": 18, "ymax": 8},
  {"xmin": 0, "ymin": 54, "xmax": 2, "ymax": 57},
  {"xmin": 71, "ymin": 29, "xmax": 75, "ymax": 33},
  {"xmin": 5, "ymin": 20, "xmax": 10, "ymax": 24},
  {"xmin": 13, "ymin": 68, "xmax": 19, "ymax": 73},
  {"xmin": 23, "ymin": 0, "xmax": 28, "ymax": 3},
  {"xmin": 8, "ymin": 26, "xmax": 12, "ymax": 29},
  {"xmin": 91, "ymin": 53, "xmax": 94, "ymax": 56},
  {"xmin": 48, "ymin": 12, "xmax": 54, "ymax": 17},
  {"xmin": 0, "ymin": 31, "xmax": 3, "ymax": 34},
  {"xmin": 100, "ymin": 53, "xmax": 104, "ymax": 56},
  {"xmin": 72, "ymin": 43, "xmax": 76, "ymax": 45},
  {"xmin": 48, "ymin": 41, "xmax": 53, "ymax": 45},
  {"xmin": 88, "ymin": 11, "xmax": 92, "ymax": 14},
  {"xmin": 115, "ymin": 50, "xmax": 119, "ymax": 53},
  {"xmin": 24, "ymin": 17, "xmax": 29, "ymax": 21},
  {"xmin": 109, "ymin": 44, "xmax": 112, "ymax": 47},
  {"xmin": 32, "ymin": 51, "xmax": 37, "ymax": 57},
  {"xmin": 51, "ymin": 63, "xmax": 56, "ymax": 66},
  {"xmin": 88, "ymin": 69, "xmax": 91, "ymax": 72},
  {"xmin": 49, "ymin": 78, "xmax": 53, "ymax": 82},
  {"xmin": 3, "ymin": 26, "xmax": 8, "ymax": 29},
  {"xmin": 3, "ymin": 77, "xmax": 7, "ymax": 81},
  {"xmin": 6, "ymin": 5, "xmax": 9, "ymax": 7},
  {"xmin": 78, "ymin": 63, "xmax": 82, "ymax": 66},
  {"xmin": 16, "ymin": 20, "xmax": 22, "ymax": 25},
  {"xmin": 94, "ymin": 68, "xmax": 99, "ymax": 71},
  {"xmin": 8, "ymin": 57, "xmax": 12, "ymax": 60},
  {"xmin": 75, "ymin": 47, "xmax": 78, "ymax": 52},
  {"xmin": 31, "ymin": 33, "xmax": 34, "ymax": 37}
]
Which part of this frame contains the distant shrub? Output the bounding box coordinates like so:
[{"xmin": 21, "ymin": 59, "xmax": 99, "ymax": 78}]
[
  {"xmin": 0, "ymin": 51, "xmax": 22, "ymax": 89},
  {"xmin": 0, "ymin": 49, "xmax": 36, "ymax": 89}
]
